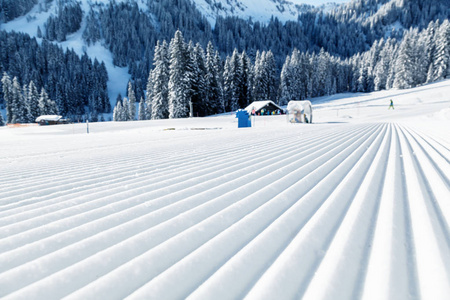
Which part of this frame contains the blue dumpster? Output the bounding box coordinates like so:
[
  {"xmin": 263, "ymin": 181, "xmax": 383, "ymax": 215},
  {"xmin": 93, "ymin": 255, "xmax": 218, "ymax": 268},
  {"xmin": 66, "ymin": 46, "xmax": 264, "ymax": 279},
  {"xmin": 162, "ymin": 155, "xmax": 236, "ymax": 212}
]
[{"xmin": 236, "ymin": 109, "xmax": 251, "ymax": 128}]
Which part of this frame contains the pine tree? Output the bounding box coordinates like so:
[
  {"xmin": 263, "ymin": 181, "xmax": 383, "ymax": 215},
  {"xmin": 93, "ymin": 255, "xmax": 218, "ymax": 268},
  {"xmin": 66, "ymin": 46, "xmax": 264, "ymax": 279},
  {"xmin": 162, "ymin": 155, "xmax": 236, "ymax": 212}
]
[
  {"xmin": 151, "ymin": 40, "xmax": 170, "ymax": 119},
  {"xmin": 11, "ymin": 77, "xmax": 25, "ymax": 123},
  {"xmin": 279, "ymin": 54, "xmax": 291, "ymax": 106},
  {"xmin": 168, "ymin": 30, "xmax": 190, "ymax": 119},
  {"xmin": 190, "ymin": 43, "xmax": 208, "ymax": 116},
  {"xmin": 424, "ymin": 20, "xmax": 438, "ymax": 84},
  {"xmin": 138, "ymin": 97, "xmax": 146, "ymax": 120},
  {"xmin": 393, "ymin": 29, "xmax": 417, "ymax": 89},
  {"xmin": 127, "ymin": 81, "xmax": 136, "ymax": 120},
  {"xmin": 0, "ymin": 112, "xmax": 5, "ymax": 126},
  {"xmin": 1, "ymin": 72, "xmax": 12, "ymax": 123},
  {"xmin": 47, "ymin": 97, "xmax": 59, "ymax": 115},
  {"xmin": 146, "ymin": 68, "xmax": 154, "ymax": 120},
  {"xmin": 122, "ymin": 97, "xmax": 130, "ymax": 121},
  {"xmin": 374, "ymin": 39, "xmax": 394, "ymax": 91},
  {"xmin": 252, "ymin": 51, "xmax": 266, "ymax": 101},
  {"xmin": 265, "ymin": 50, "xmax": 278, "ymax": 101},
  {"xmin": 431, "ymin": 20, "xmax": 450, "ymax": 81},
  {"xmin": 38, "ymin": 88, "xmax": 50, "ymax": 115},
  {"xmin": 115, "ymin": 93, "xmax": 122, "ymax": 106},
  {"xmin": 357, "ymin": 67, "xmax": 369, "ymax": 92},
  {"xmin": 240, "ymin": 51, "xmax": 253, "ymax": 108},
  {"xmin": 317, "ymin": 49, "xmax": 332, "ymax": 96},
  {"xmin": 113, "ymin": 100, "xmax": 122, "ymax": 121},
  {"xmin": 205, "ymin": 42, "xmax": 222, "ymax": 115},
  {"xmin": 214, "ymin": 51, "xmax": 225, "ymax": 113},
  {"xmin": 223, "ymin": 49, "xmax": 241, "ymax": 112},
  {"xmin": 22, "ymin": 84, "xmax": 31, "ymax": 123}
]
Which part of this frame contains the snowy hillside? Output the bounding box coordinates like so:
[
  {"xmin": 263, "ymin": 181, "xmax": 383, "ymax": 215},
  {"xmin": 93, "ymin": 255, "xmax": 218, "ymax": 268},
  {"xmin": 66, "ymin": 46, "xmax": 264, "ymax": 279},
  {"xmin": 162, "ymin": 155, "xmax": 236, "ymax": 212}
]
[
  {"xmin": 0, "ymin": 0, "xmax": 131, "ymax": 106},
  {"xmin": 192, "ymin": 0, "xmax": 348, "ymax": 25},
  {"xmin": 192, "ymin": 0, "xmax": 314, "ymax": 24},
  {"xmin": 1, "ymin": 80, "xmax": 449, "ymax": 299},
  {"xmin": 0, "ymin": 0, "xmax": 337, "ymax": 108}
]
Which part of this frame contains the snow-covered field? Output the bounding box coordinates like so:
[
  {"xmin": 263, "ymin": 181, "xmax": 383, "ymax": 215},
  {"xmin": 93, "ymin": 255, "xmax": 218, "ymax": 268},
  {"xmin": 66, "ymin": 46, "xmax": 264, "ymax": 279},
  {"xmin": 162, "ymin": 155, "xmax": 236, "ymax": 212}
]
[{"xmin": 0, "ymin": 80, "xmax": 449, "ymax": 299}]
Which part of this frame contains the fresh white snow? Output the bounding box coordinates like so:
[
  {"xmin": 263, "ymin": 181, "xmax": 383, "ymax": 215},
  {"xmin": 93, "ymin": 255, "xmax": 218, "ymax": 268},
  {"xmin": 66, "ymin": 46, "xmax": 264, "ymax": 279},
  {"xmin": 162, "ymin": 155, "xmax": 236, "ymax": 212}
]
[{"xmin": 0, "ymin": 80, "xmax": 449, "ymax": 299}]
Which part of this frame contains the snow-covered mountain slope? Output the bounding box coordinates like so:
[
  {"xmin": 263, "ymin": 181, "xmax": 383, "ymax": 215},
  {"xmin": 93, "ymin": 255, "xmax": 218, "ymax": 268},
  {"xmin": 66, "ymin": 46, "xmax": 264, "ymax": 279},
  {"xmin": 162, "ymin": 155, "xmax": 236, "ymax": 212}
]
[
  {"xmin": 0, "ymin": 0, "xmax": 338, "ymax": 108},
  {"xmin": 0, "ymin": 0, "xmax": 132, "ymax": 107},
  {"xmin": 193, "ymin": 0, "xmax": 346, "ymax": 24},
  {"xmin": 1, "ymin": 80, "xmax": 449, "ymax": 299},
  {"xmin": 193, "ymin": 0, "xmax": 313, "ymax": 24}
]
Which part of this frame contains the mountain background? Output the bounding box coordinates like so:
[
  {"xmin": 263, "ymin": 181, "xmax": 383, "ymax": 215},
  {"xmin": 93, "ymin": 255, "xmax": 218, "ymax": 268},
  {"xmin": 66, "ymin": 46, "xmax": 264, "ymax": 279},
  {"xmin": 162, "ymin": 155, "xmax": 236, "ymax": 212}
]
[{"xmin": 0, "ymin": 0, "xmax": 449, "ymax": 122}]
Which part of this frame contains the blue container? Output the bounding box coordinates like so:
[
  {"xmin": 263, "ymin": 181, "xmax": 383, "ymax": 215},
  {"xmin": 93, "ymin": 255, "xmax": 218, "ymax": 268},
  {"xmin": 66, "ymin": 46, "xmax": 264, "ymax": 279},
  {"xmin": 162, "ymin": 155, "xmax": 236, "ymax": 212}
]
[{"xmin": 236, "ymin": 110, "xmax": 251, "ymax": 128}]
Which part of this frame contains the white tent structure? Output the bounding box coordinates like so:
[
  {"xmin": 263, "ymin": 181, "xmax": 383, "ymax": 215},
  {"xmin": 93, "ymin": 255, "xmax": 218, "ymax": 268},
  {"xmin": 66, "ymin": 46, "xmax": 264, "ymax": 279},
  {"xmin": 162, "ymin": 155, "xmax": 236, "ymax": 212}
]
[{"xmin": 287, "ymin": 100, "xmax": 313, "ymax": 123}]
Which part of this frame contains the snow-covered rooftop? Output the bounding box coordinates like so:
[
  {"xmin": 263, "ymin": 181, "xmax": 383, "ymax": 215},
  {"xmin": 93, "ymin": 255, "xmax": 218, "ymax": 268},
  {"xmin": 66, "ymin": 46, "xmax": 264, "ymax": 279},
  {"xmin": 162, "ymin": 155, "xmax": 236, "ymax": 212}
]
[
  {"xmin": 35, "ymin": 115, "xmax": 62, "ymax": 122},
  {"xmin": 245, "ymin": 100, "xmax": 283, "ymax": 113}
]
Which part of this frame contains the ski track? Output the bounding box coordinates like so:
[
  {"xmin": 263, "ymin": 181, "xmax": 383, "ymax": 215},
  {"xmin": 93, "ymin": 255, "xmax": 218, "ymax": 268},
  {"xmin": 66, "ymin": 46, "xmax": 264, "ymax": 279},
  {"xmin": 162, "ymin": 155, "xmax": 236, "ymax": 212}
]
[{"xmin": 0, "ymin": 121, "xmax": 449, "ymax": 299}]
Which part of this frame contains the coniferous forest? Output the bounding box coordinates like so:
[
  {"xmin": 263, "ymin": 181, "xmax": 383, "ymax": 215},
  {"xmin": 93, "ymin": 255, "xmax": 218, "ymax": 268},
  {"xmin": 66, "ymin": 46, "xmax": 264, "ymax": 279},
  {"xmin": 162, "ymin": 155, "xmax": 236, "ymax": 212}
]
[{"xmin": 0, "ymin": 0, "xmax": 449, "ymax": 124}]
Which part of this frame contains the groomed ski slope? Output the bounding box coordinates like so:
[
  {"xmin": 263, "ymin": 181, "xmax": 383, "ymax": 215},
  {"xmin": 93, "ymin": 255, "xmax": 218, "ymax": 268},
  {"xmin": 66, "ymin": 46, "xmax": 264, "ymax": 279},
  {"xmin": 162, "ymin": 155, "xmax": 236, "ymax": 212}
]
[{"xmin": 0, "ymin": 80, "xmax": 449, "ymax": 299}]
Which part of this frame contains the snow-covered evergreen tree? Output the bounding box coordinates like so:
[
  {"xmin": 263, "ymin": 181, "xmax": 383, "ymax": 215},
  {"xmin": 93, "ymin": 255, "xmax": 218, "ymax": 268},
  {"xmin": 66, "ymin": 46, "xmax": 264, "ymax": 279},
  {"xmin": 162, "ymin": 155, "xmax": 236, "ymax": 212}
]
[
  {"xmin": 127, "ymin": 81, "xmax": 136, "ymax": 121},
  {"xmin": 279, "ymin": 54, "xmax": 292, "ymax": 106},
  {"xmin": 151, "ymin": 40, "xmax": 170, "ymax": 119},
  {"xmin": 47, "ymin": 97, "xmax": 59, "ymax": 116},
  {"xmin": 38, "ymin": 87, "xmax": 58, "ymax": 116},
  {"xmin": 38, "ymin": 88, "xmax": 48, "ymax": 116},
  {"xmin": 316, "ymin": 49, "xmax": 332, "ymax": 96},
  {"xmin": 1, "ymin": 72, "xmax": 12, "ymax": 123},
  {"xmin": 22, "ymin": 84, "xmax": 31, "ymax": 123},
  {"xmin": 113, "ymin": 100, "xmax": 122, "ymax": 121},
  {"xmin": 425, "ymin": 20, "xmax": 439, "ymax": 84},
  {"xmin": 265, "ymin": 50, "xmax": 278, "ymax": 101},
  {"xmin": 253, "ymin": 50, "xmax": 277, "ymax": 101},
  {"xmin": 252, "ymin": 51, "xmax": 266, "ymax": 101},
  {"xmin": 145, "ymin": 69, "xmax": 154, "ymax": 120},
  {"xmin": 11, "ymin": 77, "xmax": 25, "ymax": 123},
  {"xmin": 121, "ymin": 97, "xmax": 130, "ymax": 121},
  {"xmin": 239, "ymin": 51, "xmax": 253, "ymax": 108},
  {"xmin": 138, "ymin": 97, "xmax": 146, "ymax": 120},
  {"xmin": 168, "ymin": 30, "xmax": 190, "ymax": 118},
  {"xmin": 205, "ymin": 42, "xmax": 223, "ymax": 115},
  {"xmin": 190, "ymin": 43, "xmax": 208, "ymax": 116},
  {"xmin": 357, "ymin": 66, "xmax": 369, "ymax": 92},
  {"xmin": 430, "ymin": 20, "xmax": 450, "ymax": 82},
  {"xmin": 223, "ymin": 49, "xmax": 241, "ymax": 112},
  {"xmin": 393, "ymin": 29, "xmax": 417, "ymax": 89},
  {"xmin": 374, "ymin": 39, "xmax": 395, "ymax": 91},
  {"xmin": 214, "ymin": 51, "xmax": 225, "ymax": 112},
  {"xmin": 0, "ymin": 112, "xmax": 5, "ymax": 126}
]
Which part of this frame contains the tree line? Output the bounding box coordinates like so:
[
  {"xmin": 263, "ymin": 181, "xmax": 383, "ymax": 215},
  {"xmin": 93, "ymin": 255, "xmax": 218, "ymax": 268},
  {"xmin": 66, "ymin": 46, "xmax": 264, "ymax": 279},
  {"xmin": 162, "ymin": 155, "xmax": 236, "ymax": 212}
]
[
  {"xmin": 81, "ymin": 0, "xmax": 449, "ymax": 100},
  {"xmin": 1, "ymin": 73, "xmax": 58, "ymax": 124},
  {"xmin": 113, "ymin": 30, "xmax": 279, "ymax": 121},
  {"xmin": 114, "ymin": 19, "xmax": 450, "ymax": 121},
  {"xmin": 0, "ymin": 31, "xmax": 110, "ymax": 124}
]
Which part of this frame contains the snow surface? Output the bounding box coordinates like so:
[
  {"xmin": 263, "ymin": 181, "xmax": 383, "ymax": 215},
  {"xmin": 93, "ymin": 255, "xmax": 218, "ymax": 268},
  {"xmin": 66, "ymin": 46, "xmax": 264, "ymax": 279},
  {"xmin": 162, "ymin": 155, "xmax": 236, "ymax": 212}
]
[{"xmin": 1, "ymin": 80, "xmax": 449, "ymax": 299}]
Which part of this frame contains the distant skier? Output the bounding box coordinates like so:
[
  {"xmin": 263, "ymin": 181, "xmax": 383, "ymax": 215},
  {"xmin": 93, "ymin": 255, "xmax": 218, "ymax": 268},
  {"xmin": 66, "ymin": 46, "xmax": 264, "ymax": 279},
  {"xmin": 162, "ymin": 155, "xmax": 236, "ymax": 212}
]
[{"xmin": 389, "ymin": 99, "xmax": 394, "ymax": 110}]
